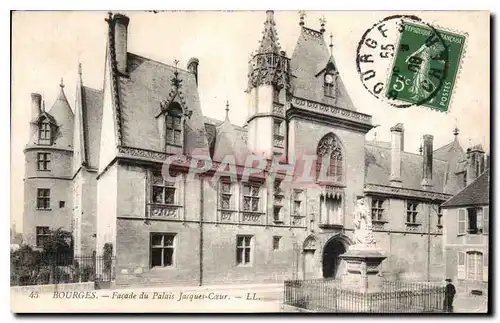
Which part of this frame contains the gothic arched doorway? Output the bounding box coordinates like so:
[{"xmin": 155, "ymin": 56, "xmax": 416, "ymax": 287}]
[{"xmin": 322, "ymin": 238, "xmax": 347, "ymax": 278}]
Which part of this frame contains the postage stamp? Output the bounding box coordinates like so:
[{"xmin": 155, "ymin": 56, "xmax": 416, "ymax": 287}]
[
  {"xmin": 386, "ymin": 22, "xmax": 467, "ymax": 112},
  {"xmin": 356, "ymin": 15, "xmax": 467, "ymax": 111}
]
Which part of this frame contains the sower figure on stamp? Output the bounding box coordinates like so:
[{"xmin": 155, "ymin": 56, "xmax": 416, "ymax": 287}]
[{"xmin": 444, "ymin": 278, "xmax": 456, "ymax": 312}]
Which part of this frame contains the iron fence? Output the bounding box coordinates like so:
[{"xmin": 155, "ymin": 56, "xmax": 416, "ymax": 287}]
[
  {"xmin": 10, "ymin": 253, "xmax": 115, "ymax": 287},
  {"xmin": 284, "ymin": 279, "xmax": 445, "ymax": 313}
]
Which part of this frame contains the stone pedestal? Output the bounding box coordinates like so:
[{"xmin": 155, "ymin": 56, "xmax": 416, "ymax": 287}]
[{"xmin": 340, "ymin": 244, "xmax": 387, "ymax": 293}]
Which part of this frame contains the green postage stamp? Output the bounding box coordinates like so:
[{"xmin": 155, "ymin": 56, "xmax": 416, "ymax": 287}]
[{"xmin": 386, "ymin": 22, "xmax": 467, "ymax": 112}]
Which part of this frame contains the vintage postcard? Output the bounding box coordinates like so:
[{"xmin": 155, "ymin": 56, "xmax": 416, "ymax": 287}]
[{"xmin": 10, "ymin": 10, "xmax": 490, "ymax": 313}]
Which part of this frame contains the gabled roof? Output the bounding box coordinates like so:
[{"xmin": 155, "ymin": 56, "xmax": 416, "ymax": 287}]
[
  {"xmin": 365, "ymin": 142, "xmax": 448, "ymax": 192},
  {"xmin": 434, "ymin": 137, "xmax": 464, "ymax": 160},
  {"xmin": 212, "ymin": 109, "xmax": 250, "ymax": 164},
  {"xmin": 204, "ymin": 116, "xmax": 247, "ymax": 160},
  {"xmin": 115, "ymin": 52, "xmax": 210, "ymax": 156},
  {"xmin": 441, "ymin": 169, "xmax": 490, "ymax": 208},
  {"xmin": 290, "ymin": 26, "xmax": 356, "ymax": 111}
]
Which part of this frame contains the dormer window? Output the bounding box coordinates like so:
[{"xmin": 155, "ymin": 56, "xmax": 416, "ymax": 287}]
[
  {"xmin": 165, "ymin": 103, "xmax": 183, "ymax": 148},
  {"xmin": 324, "ymin": 73, "xmax": 336, "ymax": 97},
  {"xmin": 39, "ymin": 120, "xmax": 51, "ymax": 145}
]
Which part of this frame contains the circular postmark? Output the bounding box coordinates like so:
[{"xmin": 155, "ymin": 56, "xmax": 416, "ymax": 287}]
[{"xmin": 356, "ymin": 15, "xmax": 450, "ymax": 108}]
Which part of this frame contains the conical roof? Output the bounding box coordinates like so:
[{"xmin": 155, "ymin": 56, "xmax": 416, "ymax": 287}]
[
  {"xmin": 48, "ymin": 80, "xmax": 74, "ymax": 149},
  {"xmin": 256, "ymin": 10, "xmax": 281, "ymax": 55}
]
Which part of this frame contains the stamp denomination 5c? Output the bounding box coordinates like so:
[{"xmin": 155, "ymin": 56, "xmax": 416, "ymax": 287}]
[{"xmin": 386, "ymin": 22, "xmax": 467, "ymax": 112}]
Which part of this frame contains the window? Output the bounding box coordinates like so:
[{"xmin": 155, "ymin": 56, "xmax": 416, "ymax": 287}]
[
  {"xmin": 36, "ymin": 188, "xmax": 50, "ymax": 209},
  {"xmin": 273, "ymin": 206, "xmax": 282, "ymax": 222},
  {"xmin": 166, "ymin": 107, "xmax": 183, "ymax": 147},
  {"xmin": 324, "ymin": 73, "xmax": 336, "ymax": 97},
  {"xmin": 151, "ymin": 173, "xmax": 176, "ymax": 205},
  {"xmin": 371, "ymin": 198, "xmax": 385, "ymax": 221},
  {"xmin": 59, "ymin": 201, "xmax": 65, "ymax": 208},
  {"xmin": 406, "ymin": 202, "xmax": 419, "ymax": 223},
  {"xmin": 273, "ymin": 119, "xmax": 282, "ymax": 136},
  {"xmin": 316, "ymin": 133, "xmax": 343, "ymax": 183},
  {"xmin": 273, "ymin": 236, "xmax": 281, "ymax": 250},
  {"xmin": 293, "ymin": 190, "xmax": 303, "ymax": 216},
  {"xmin": 467, "ymin": 207, "xmax": 483, "ymax": 234},
  {"xmin": 150, "ymin": 233, "xmax": 176, "ymax": 268},
  {"xmin": 242, "ymin": 184, "xmax": 261, "ymax": 212},
  {"xmin": 36, "ymin": 226, "xmax": 50, "ymax": 247},
  {"xmin": 236, "ymin": 236, "xmax": 252, "ymax": 265},
  {"xmin": 37, "ymin": 153, "xmax": 51, "ymax": 171},
  {"xmin": 273, "ymin": 89, "xmax": 280, "ymax": 103},
  {"xmin": 466, "ymin": 252, "xmax": 483, "ymax": 281},
  {"xmin": 437, "ymin": 206, "xmax": 443, "ymax": 227},
  {"xmin": 319, "ymin": 194, "xmax": 343, "ymax": 226},
  {"xmin": 219, "ymin": 181, "xmax": 233, "ymax": 210},
  {"xmin": 39, "ymin": 121, "xmax": 51, "ymax": 144}
]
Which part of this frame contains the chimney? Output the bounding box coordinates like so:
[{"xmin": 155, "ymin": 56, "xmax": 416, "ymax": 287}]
[
  {"xmin": 112, "ymin": 13, "xmax": 130, "ymax": 75},
  {"xmin": 421, "ymin": 134, "xmax": 433, "ymax": 189},
  {"xmin": 466, "ymin": 144, "xmax": 485, "ymax": 185},
  {"xmin": 187, "ymin": 57, "xmax": 199, "ymax": 86},
  {"xmin": 389, "ymin": 123, "xmax": 404, "ymax": 186},
  {"xmin": 31, "ymin": 93, "xmax": 42, "ymax": 119}
]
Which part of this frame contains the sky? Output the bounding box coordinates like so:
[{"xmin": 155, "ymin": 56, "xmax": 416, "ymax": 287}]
[{"xmin": 11, "ymin": 11, "xmax": 490, "ymax": 232}]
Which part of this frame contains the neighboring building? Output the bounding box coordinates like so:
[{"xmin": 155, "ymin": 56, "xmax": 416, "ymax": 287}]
[
  {"xmin": 22, "ymin": 68, "xmax": 102, "ymax": 255},
  {"xmin": 22, "ymin": 11, "xmax": 489, "ymax": 286},
  {"xmin": 441, "ymin": 153, "xmax": 489, "ymax": 296}
]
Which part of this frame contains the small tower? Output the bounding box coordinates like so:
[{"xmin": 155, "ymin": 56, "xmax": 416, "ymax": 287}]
[
  {"xmin": 23, "ymin": 80, "xmax": 74, "ymax": 247},
  {"xmin": 246, "ymin": 10, "xmax": 290, "ymax": 159}
]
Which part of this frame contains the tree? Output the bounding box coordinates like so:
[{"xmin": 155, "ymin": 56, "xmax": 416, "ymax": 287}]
[
  {"xmin": 41, "ymin": 228, "xmax": 73, "ymax": 256},
  {"xmin": 10, "ymin": 245, "xmax": 43, "ymax": 285}
]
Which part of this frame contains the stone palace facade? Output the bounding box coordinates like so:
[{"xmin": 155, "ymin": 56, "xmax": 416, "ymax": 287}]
[{"xmin": 23, "ymin": 11, "xmax": 488, "ymax": 286}]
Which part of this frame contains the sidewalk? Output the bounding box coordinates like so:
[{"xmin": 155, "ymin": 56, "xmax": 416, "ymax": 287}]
[{"xmin": 453, "ymin": 294, "xmax": 488, "ymax": 313}]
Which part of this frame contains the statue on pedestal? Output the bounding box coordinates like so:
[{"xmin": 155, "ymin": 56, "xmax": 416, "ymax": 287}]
[{"xmin": 352, "ymin": 197, "xmax": 377, "ymax": 248}]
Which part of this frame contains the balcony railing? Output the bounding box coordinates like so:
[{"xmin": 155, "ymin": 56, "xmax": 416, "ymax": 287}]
[
  {"xmin": 273, "ymin": 134, "xmax": 284, "ymax": 148},
  {"xmin": 318, "ymin": 223, "xmax": 344, "ymax": 229},
  {"xmin": 149, "ymin": 204, "xmax": 182, "ymax": 218},
  {"xmin": 405, "ymin": 222, "xmax": 422, "ymax": 232},
  {"xmin": 372, "ymin": 220, "xmax": 388, "ymax": 231},
  {"xmin": 240, "ymin": 211, "xmax": 264, "ymax": 224}
]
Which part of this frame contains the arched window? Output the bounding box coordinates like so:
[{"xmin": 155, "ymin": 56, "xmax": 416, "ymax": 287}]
[
  {"xmin": 165, "ymin": 102, "xmax": 183, "ymax": 147},
  {"xmin": 316, "ymin": 133, "xmax": 343, "ymax": 183}
]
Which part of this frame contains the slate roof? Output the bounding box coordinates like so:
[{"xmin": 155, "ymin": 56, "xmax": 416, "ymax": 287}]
[
  {"xmin": 30, "ymin": 84, "xmax": 74, "ymax": 149},
  {"xmin": 204, "ymin": 116, "xmax": 248, "ymax": 160},
  {"xmin": 212, "ymin": 114, "xmax": 251, "ymax": 164},
  {"xmin": 434, "ymin": 138, "xmax": 464, "ymax": 161},
  {"xmin": 81, "ymin": 86, "xmax": 103, "ymax": 168},
  {"xmin": 116, "ymin": 52, "xmax": 210, "ymax": 156},
  {"xmin": 290, "ymin": 26, "xmax": 356, "ymax": 111},
  {"xmin": 441, "ymin": 169, "xmax": 490, "ymax": 207},
  {"xmin": 365, "ymin": 142, "xmax": 448, "ymax": 192}
]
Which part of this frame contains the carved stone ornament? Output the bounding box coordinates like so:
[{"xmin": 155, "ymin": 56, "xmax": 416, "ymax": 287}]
[
  {"xmin": 317, "ymin": 133, "xmax": 343, "ymax": 159},
  {"xmin": 291, "ymin": 97, "xmax": 372, "ymax": 124},
  {"xmin": 303, "ymin": 236, "xmax": 317, "ymax": 250}
]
